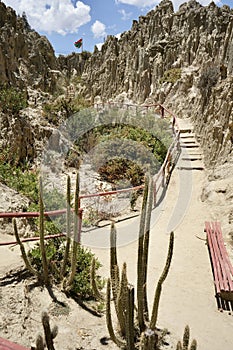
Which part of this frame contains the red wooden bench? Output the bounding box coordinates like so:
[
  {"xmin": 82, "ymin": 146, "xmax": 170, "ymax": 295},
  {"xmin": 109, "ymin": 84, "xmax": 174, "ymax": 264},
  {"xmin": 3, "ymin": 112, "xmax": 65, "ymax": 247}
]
[
  {"xmin": 205, "ymin": 221, "xmax": 233, "ymax": 301},
  {"xmin": 0, "ymin": 337, "xmax": 29, "ymax": 350}
]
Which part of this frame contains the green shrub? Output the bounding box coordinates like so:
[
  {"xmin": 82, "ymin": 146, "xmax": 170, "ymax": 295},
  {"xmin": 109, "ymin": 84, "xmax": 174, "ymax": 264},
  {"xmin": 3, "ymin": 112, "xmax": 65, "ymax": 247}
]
[
  {"xmin": 28, "ymin": 238, "xmax": 103, "ymax": 299},
  {"xmin": 0, "ymin": 160, "xmax": 38, "ymax": 202},
  {"xmin": 160, "ymin": 68, "xmax": 182, "ymax": 84},
  {"xmin": 42, "ymin": 95, "xmax": 91, "ymax": 125},
  {"xmin": 0, "ymin": 85, "xmax": 28, "ymax": 115}
]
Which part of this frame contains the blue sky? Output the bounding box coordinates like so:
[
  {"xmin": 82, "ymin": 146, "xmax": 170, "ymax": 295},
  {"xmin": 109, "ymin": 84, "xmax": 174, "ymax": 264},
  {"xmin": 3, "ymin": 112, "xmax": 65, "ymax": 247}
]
[{"xmin": 2, "ymin": 0, "xmax": 233, "ymax": 56}]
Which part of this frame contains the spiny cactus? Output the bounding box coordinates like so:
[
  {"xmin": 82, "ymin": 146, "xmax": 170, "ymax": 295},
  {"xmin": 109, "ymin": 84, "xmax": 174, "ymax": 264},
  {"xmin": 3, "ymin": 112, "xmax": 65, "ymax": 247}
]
[
  {"xmin": 106, "ymin": 278, "xmax": 126, "ymax": 348},
  {"xmin": 183, "ymin": 325, "xmax": 190, "ymax": 350},
  {"xmin": 35, "ymin": 311, "xmax": 58, "ymax": 350},
  {"xmin": 105, "ymin": 175, "xmax": 175, "ymax": 349},
  {"xmin": 142, "ymin": 176, "xmax": 153, "ymax": 322},
  {"xmin": 110, "ymin": 222, "xmax": 120, "ymax": 304},
  {"xmin": 140, "ymin": 328, "xmax": 158, "ymax": 350},
  {"xmin": 35, "ymin": 334, "xmax": 44, "ymax": 350},
  {"xmin": 90, "ymin": 257, "xmax": 104, "ymax": 301},
  {"xmin": 116, "ymin": 262, "xmax": 128, "ymax": 336},
  {"xmin": 61, "ymin": 175, "xmax": 72, "ymax": 278},
  {"xmin": 176, "ymin": 325, "xmax": 197, "ymax": 350},
  {"xmin": 137, "ymin": 176, "xmax": 149, "ymax": 332},
  {"xmin": 13, "ymin": 218, "xmax": 40, "ymax": 279},
  {"xmin": 150, "ymin": 231, "xmax": 174, "ymax": 329},
  {"xmin": 39, "ymin": 176, "xmax": 49, "ymax": 286},
  {"xmin": 65, "ymin": 172, "xmax": 80, "ymax": 289},
  {"xmin": 13, "ymin": 177, "xmax": 50, "ymax": 285},
  {"xmin": 125, "ymin": 284, "xmax": 135, "ymax": 350}
]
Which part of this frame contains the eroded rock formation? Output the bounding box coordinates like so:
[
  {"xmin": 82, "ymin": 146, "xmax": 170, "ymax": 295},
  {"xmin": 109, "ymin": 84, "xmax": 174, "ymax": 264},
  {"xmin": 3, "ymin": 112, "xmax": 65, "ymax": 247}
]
[{"xmin": 0, "ymin": 1, "xmax": 59, "ymax": 93}]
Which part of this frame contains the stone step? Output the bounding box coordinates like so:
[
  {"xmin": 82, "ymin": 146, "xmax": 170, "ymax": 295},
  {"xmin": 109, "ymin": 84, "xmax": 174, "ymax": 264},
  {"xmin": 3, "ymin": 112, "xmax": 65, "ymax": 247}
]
[
  {"xmin": 188, "ymin": 152, "xmax": 203, "ymax": 156},
  {"xmin": 179, "ymin": 128, "xmax": 193, "ymax": 134},
  {"xmin": 181, "ymin": 144, "xmax": 199, "ymax": 148},
  {"xmin": 180, "ymin": 134, "xmax": 195, "ymax": 138},
  {"xmin": 177, "ymin": 166, "xmax": 204, "ymax": 171},
  {"xmin": 181, "ymin": 140, "xmax": 198, "ymax": 144},
  {"xmin": 181, "ymin": 156, "xmax": 202, "ymax": 161}
]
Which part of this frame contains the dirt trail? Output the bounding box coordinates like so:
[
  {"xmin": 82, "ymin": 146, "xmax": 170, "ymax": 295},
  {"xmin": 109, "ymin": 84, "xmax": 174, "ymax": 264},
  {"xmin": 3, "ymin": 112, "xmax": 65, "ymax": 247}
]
[
  {"xmin": 85, "ymin": 117, "xmax": 233, "ymax": 350},
  {"xmin": 1, "ymin": 117, "xmax": 233, "ymax": 349}
]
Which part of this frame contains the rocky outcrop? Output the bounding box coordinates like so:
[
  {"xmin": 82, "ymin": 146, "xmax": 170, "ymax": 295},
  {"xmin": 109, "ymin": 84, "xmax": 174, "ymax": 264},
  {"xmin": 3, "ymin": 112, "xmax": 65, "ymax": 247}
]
[
  {"xmin": 0, "ymin": 106, "xmax": 54, "ymax": 164},
  {"xmin": 76, "ymin": 0, "xmax": 232, "ymax": 168},
  {"xmin": 0, "ymin": 1, "xmax": 59, "ymax": 93}
]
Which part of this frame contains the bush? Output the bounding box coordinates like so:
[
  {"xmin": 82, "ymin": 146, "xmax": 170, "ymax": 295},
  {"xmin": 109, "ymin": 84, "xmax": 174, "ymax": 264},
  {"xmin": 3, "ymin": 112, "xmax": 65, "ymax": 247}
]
[
  {"xmin": 28, "ymin": 238, "xmax": 103, "ymax": 299},
  {"xmin": 0, "ymin": 85, "xmax": 28, "ymax": 115},
  {"xmin": 0, "ymin": 160, "xmax": 38, "ymax": 202},
  {"xmin": 160, "ymin": 68, "xmax": 181, "ymax": 84},
  {"xmin": 42, "ymin": 95, "xmax": 91, "ymax": 125}
]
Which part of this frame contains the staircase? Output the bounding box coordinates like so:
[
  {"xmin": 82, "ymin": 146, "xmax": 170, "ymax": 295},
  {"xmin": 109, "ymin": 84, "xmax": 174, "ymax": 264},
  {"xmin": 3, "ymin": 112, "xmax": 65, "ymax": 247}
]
[{"xmin": 176, "ymin": 119, "xmax": 204, "ymax": 171}]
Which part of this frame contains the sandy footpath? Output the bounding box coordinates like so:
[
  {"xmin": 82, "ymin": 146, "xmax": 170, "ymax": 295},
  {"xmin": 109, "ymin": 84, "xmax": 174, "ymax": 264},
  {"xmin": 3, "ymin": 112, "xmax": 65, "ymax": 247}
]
[{"xmin": 1, "ymin": 118, "xmax": 233, "ymax": 349}]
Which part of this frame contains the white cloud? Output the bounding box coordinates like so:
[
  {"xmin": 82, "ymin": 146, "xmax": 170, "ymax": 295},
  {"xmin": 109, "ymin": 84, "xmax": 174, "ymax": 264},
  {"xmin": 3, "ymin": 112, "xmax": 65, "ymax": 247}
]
[
  {"xmin": 3, "ymin": 0, "xmax": 91, "ymax": 35},
  {"xmin": 91, "ymin": 20, "xmax": 106, "ymax": 38},
  {"xmin": 116, "ymin": 0, "xmax": 158, "ymax": 7},
  {"xmin": 116, "ymin": 0, "xmax": 223, "ymax": 10},
  {"xmin": 118, "ymin": 9, "xmax": 133, "ymax": 20}
]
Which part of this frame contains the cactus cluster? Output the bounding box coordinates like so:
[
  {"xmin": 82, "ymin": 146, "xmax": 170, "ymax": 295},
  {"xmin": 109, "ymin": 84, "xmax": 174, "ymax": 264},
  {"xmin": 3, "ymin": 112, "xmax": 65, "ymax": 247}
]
[
  {"xmin": 92, "ymin": 175, "xmax": 175, "ymax": 349},
  {"xmin": 176, "ymin": 325, "xmax": 197, "ymax": 350},
  {"xmin": 13, "ymin": 173, "xmax": 81, "ymax": 292},
  {"xmin": 34, "ymin": 311, "xmax": 58, "ymax": 350}
]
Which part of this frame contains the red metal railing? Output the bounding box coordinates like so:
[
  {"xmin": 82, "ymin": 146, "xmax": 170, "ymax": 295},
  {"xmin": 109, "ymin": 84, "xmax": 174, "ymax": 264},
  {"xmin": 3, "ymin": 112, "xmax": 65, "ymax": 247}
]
[
  {"xmin": 0, "ymin": 337, "xmax": 29, "ymax": 350},
  {"xmin": 0, "ymin": 103, "xmax": 180, "ymax": 246}
]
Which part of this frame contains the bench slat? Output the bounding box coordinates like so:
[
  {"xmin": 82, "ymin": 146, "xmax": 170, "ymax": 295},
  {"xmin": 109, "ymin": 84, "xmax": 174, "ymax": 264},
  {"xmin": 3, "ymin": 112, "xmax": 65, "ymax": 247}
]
[
  {"xmin": 209, "ymin": 224, "xmax": 228, "ymax": 291},
  {"xmin": 205, "ymin": 221, "xmax": 233, "ymax": 300},
  {"xmin": 214, "ymin": 222, "xmax": 233, "ymax": 291},
  {"xmin": 205, "ymin": 222, "xmax": 221, "ymax": 294}
]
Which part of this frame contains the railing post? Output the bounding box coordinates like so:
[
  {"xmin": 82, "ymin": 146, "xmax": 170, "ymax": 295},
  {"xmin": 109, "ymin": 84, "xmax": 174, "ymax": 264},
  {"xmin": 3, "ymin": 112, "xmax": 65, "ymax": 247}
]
[
  {"xmin": 172, "ymin": 116, "xmax": 176, "ymax": 135},
  {"xmin": 162, "ymin": 168, "xmax": 165, "ymax": 188},
  {"xmin": 153, "ymin": 182, "xmax": 157, "ymax": 207},
  {"xmin": 160, "ymin": 105, "xmax": 165, "ymax": 118},
  {"xmin": 78, "ymin": 208, "xmax": 83, "ymax": 244},
  {"xmin": 166, "ymin": 151, "xmax": 172, "ymax": 179}
]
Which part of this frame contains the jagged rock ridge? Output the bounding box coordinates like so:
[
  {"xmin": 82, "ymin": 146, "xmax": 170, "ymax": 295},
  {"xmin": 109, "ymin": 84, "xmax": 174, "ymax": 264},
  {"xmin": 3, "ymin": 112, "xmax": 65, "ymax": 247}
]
[
  {"xmin": 0, "ymin": 1, "xmax": 59, "ymax": 93},
  {"xmin": 77, "ymin": 0, "xmax": 232, "ymax": 168}
]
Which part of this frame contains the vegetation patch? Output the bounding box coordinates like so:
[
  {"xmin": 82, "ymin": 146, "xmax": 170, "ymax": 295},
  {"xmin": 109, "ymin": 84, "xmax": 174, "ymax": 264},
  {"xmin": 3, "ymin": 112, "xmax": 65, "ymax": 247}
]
[
  {"xmin": 28, "ymin": 237, "xmax": 104, "ymax": 299},
  {"xmin": 0, "ymin": 84, "xmax": 28, "ymax": 115},
  {"xmin": 160, "ymin": 68, "xmax": 182, "ymax": 84},
  {"xmin": 0, "ymin": 158, "xmax": 38, "ymax": 202}
]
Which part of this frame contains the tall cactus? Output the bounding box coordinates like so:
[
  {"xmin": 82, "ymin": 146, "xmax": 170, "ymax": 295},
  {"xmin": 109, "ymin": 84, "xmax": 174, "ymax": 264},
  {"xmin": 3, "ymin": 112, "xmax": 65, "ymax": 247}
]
[
  {"xmin": 90, "ymin": 257, "xmax": 104, "ymax": 301},
  {"xmin": 39, "ymin": 176, "xmax": 49, "ymax": 285},
  {"xmin": 61, "ymin": 175, "xmax": 72, "ymax": 278},
  {"xmin": 66, "ymin": 172, "xmax": 80, "ymax": 289},
  {"xmin": 137, "ymin": 175, "xmax": 149, "ymax": 332},
  {"xmin": 105, "ymin": 175, "xmax": 178, "ymax": 349},
  {"xmin": 150, "ymin": 231, "xmax": 174, "ymax": 330},
  {"xmin": 176, "ymin": 326, "xmax": 197, "ymax": 350},
  {"xmin": 125, "ymin": 284, "xmax": 135, "ymax": 350},
  {"xmin": 13, "ymin": 218, "xmax": 40, "ymax": 279},
  {"xmin": 106, "ymin": 278, "xmax": 126, "ymax": 348},
  {"xmin": 35, "ymin": 311, "xmax": 58, "ymax": 350},
  {"xmin": 142, "ymin": 176, "xmax": 153, "ymax": 321},
  {"xmin": 110, "ymin": 222, "xmax": 120, "ymax": 304},
  {"xmin": 116, "ymin": 262, "xmax": 128, "ymax": 336}
]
